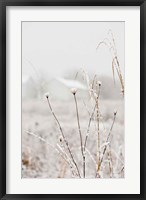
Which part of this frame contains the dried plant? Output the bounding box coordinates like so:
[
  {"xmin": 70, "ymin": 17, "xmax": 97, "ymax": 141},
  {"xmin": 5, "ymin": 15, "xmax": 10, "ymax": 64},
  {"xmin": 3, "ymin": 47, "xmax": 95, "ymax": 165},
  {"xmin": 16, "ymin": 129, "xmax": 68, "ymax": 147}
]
[
  {"xmin": 96, "ymin": 30, "xmax": 124, "ymax": 96},
  {"xmin": 24, "ymin": 32, "xmax": 124, "ymax": 178}
]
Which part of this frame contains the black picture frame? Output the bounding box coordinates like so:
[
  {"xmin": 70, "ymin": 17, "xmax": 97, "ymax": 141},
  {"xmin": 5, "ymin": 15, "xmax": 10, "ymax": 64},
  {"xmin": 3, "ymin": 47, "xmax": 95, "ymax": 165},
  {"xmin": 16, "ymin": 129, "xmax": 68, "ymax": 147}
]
[{"xmin": 0, "ymin": 0, "xmax": 145, "ymax": 199}]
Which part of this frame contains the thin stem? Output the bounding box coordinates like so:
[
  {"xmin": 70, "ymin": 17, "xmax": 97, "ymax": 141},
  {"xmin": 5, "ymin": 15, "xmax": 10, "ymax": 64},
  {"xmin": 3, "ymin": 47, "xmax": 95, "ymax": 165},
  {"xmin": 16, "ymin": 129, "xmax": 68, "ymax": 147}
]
[
  {"xmin": 82, "ymin": 103, "xmax": 96, "ymax": 178},
  {"xmin": 97, "ymin": 85, "xmax": 101, "ymax": 99},
  {"xmin": 96, "ymin": 83, "xmax": 101, "ymax": 176},
  {"xmin": 108, "ymin": 145, "xmax": 113, "ymax": 178},
  {"xmin": 46, "ymin": 96, "xmax": 81, "ymax": 178},
  {"xmin": 26, "ymin": 130, "xmax": 77, "ymax": 176},
  {"xmin": 96, "ymin": 97, "xmax": 100, "ymax": 176},
  {"xmin": 26, "ymin": 130, "xmax": 58, "ymax": 152},
  {"xmin": 98, "ymin": 112, "xmax": 117, "ymax": 172},
  {"xmin": 73, "ymin": 94, "xmax": 85, "ymax": 178},
  {"xmin": 92, "ymin": 75, "xmax": 97, "ymax": 90},
  {"xmin": 112, "ymin": 56, "xmax": 124, "ymax": 96},
  {"xmin": 84, "ymin": 104, "xmax": 96, "ymax": 150}
]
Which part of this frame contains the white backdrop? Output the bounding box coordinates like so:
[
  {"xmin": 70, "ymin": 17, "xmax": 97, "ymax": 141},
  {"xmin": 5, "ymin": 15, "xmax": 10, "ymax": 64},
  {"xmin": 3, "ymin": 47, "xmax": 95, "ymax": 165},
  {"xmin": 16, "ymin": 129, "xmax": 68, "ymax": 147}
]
[{"xmin": 6, "ymin": 6, "xmax": 140, "ymax": 194}]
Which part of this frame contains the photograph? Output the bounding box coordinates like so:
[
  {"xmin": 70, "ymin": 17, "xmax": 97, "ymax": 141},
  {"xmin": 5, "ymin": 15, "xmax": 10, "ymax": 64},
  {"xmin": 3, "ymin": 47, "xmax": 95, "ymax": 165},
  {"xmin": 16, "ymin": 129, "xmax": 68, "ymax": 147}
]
[{"xmin": 22, "ymin": 21, "xmax": 125, "ymax": 179}]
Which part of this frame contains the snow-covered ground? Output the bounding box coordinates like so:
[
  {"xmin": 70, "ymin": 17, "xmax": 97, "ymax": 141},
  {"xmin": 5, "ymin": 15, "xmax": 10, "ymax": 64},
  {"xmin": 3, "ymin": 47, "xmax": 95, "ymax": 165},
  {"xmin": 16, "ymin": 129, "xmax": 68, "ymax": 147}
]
[{"xmin": 22, "ymin": 96, "xmax": 124, "ymax": 179}]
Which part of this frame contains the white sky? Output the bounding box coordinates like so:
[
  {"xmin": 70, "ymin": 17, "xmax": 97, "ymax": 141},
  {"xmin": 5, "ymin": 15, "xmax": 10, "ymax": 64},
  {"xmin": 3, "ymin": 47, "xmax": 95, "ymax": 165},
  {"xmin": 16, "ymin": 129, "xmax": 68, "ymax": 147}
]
[{"xmin": 22, "ymin": 21, "xmax": 124, "ymax": 80}]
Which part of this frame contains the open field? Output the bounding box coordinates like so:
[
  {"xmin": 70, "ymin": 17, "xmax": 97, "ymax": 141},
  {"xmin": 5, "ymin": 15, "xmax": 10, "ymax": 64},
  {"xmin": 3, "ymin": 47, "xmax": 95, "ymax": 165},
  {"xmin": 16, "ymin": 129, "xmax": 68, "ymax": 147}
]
[{"xmin": 22, "ymin": 97, "xmax": 124, "ymax": 178}]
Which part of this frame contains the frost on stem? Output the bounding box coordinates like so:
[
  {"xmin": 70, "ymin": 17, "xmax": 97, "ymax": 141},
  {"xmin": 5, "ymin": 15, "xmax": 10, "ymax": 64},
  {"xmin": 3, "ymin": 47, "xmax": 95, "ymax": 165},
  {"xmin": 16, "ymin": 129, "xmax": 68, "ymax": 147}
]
[
  {"xmin": 45, "ymin": 92, "xmax": 49, "ymax": 99},
  {"xmin": 98, "ymin": 81, "xmax": 102, "ymax": 87},
  {"xmin": 94, "ymin": 92, "xmax": 98, "ymax": 99},
  {"xmin": 45, "ymin": 94, "xmax": 81, "ymax": 178},
  {"xmin": 59, "ymin": 135, "xmax": 63, "ymax": 143},
  {"xmin": 71, "ymin": 88, "xmax": 77, "ymax": 95},
  {"xmin": 114, "ymin": 110, "xmax": 117, "ymax": 116}
]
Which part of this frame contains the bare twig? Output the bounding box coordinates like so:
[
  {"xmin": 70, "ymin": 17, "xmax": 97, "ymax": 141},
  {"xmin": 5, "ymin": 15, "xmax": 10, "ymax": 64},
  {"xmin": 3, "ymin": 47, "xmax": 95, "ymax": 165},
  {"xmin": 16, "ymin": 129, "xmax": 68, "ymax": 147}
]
[
  {"xmin": 95, "ymin": 81, "xmax": 101, "ymax": 176},
  {"xmin": 46, "ymin": 95, "xmax": 81, "ymax": 178},
  {"xmin": 25, "ymin": 130, "xmax": 78, "ymax": 176},
  {"xmin": 84, "ymin": 104, "xmax": 96, "ymax": 150},
  {"xmin": 98, "ymin": 111, "xmax": 117, "ymax": 172},
  {"xmin": 73, "ymin": 93, "xmax": 85, "ymax": 178},
  {"xmin": 108, "ymin": 145, "xmax": 113, "ymax": 178},
  {"xmin": 96, "ymin": 31, "xmax": 124, "ymax": 95}
]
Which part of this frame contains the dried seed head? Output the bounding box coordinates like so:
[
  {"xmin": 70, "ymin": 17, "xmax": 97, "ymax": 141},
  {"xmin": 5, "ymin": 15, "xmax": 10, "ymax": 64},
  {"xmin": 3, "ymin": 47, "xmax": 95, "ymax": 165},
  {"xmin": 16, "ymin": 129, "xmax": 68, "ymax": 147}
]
[
  {"xmin": 59, "ymin": 136, "xmax": 63, "ymax": 143},
  {"xmin": 45, "ymin": 92, "xmax": 49, "ymax": 99},
  {"xmin": 98, "ymin": 81, "xmax": 102, "ymax": 86},
  {"xmin": 114, "ymin": 110, "xmax": 117, "ymax": 116},
  {"xmin": 71, "ymin": 88, "xmax": 77, "ymax": 95}
]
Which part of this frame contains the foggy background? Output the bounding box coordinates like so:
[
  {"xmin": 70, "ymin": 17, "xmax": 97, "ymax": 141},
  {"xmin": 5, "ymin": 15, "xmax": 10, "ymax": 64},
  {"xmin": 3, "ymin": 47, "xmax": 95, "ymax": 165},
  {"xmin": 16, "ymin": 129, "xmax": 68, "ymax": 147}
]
[{"xmin": 22, "ymin": 22, "xmax": 124, "ymax": 100}]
